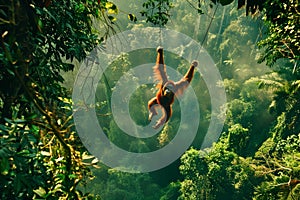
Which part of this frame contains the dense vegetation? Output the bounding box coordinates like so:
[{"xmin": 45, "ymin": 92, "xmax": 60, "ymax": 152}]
[{"xmin": 0, "ymin": 0, "xmax": 299, "ymax": 199}]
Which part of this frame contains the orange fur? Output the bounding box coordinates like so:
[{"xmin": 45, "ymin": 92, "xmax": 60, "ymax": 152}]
[{"xmin": 148, "ymin": 47, "xmax": 198, "ymax": 129}]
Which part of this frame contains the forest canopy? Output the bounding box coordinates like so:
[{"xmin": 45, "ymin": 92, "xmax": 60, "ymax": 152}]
[{"xmin": 0, "ymin": 0, "xmax": 299, "ymax": 199}]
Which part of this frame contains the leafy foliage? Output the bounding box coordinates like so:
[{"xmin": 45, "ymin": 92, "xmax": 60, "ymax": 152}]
[
  {"xmin": 253, "ymin": 135, "xmax": 300, "ymax": 200},
  {"xmin": 258, "ymin": 0, "xmax": 300, "ymax": 66},
  {"xmin": 1, "ymin": 0, "xmax": 300, "ymax": 199},
  {"xmin": 0, "ymin": 0, "xmax": 117, "ymax": 199},
  {"xmin": 179, "ymin": 143, "xmax": 256, "ymax": 200},
  {"xmin": 140, "ymin": 0, "xmax": 173, "ymax": 26},
  {"xmin": 177, "ymin": 0, "xmax": 300, "ymax": 199},
  {"xmin": 86, "ymin": 167, "xmax": 162, "ymax": 200}
]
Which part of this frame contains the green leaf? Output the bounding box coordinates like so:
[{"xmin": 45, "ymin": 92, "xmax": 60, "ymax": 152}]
[
  {"xmin": 25, "ymin": 113, "xmax": 38, "ymax": 120},
  {"xmin": 6, "ymin": 68, "xmax": 15, "ymax": 76},
  {"xmin": 33, "ymin": 187, "xmax": 47, "ymax": 198},
  {"xmin": 0, "ymin": 124, "xmax": 9, "ymax": 132},
  {"xmin": 13, "ymin": 119, "xmax": 27, "ymax": 123},
  {"xmin": 13, "ymin": 175, "xmax": 22, "ymax": 194},
  {"xmin": 68, "ymin": 174, "xmax": 78, "ymax": 179},
  {"xmin": 17, "ymin": 149, "xmax": 30, "ymax": 156},
  {"xmin": 0, "ymin": 157, "xmax": 10, "ymax": 175}
]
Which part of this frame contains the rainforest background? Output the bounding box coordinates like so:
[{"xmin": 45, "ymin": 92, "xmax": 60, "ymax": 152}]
[{"xmin": 0, "ymin": 0, "xmax": 299, "ymax": 199}]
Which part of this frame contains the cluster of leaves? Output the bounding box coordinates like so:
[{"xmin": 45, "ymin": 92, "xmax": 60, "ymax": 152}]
[
  {"xmin": 86, "ymin": 167, "xmax": 162, "ymax": 200},
  {"xmin": 179, "ymin": 143, "xmax": 256, "ymax": 200},
  {"xmin": 252, "ymin": 74, "xmax": 300, "ymax": 199},
  {"xmin": 179, "ymin": 129, "xmax": 300, "ymax": 200},
  {"xmin": 253, "ymin": 135, "xmax": 300, "ymax": 199},
  {"xmin": 140, "ymin": 0, "xmax": 173, "ymax": 26},
  {"xmin": 258, "ymin": 0, "xmax": 300, "ymax": 66},
  {"xmin": 258, "ymin": 73, "xmax": 300, "ymax": 140},
  {"xmin": 0, "ymin": 120, "xmax": 47, "ymax": 198},
  {"xmin": 0, "ymin": 0, "xmax": 118, "ymax": 199}
]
